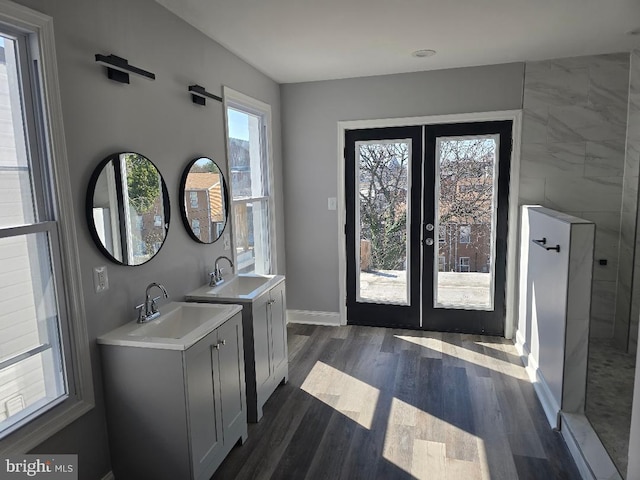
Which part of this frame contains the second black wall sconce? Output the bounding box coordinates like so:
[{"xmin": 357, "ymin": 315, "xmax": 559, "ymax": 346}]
[{"xmin": 188, "ymin": 84, "xmax": 222, "ymax": 106}]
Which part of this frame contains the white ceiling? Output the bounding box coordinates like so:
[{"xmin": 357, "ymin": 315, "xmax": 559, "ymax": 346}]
[{"xmin": 156, "ymin": 0, "xmax": 640, "ymax": 84}]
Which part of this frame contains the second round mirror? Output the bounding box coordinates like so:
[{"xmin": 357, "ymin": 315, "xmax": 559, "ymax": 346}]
[{"xmin": 179, "ymin": 157, "xmax": 229, "ymax": 244}]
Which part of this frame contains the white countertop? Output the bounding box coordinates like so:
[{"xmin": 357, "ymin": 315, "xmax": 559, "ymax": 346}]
[
  {"xmin": 97, "ymin": 301, "xmax": 243, "ymax": 350},
  {"xmin": 185, "ymin": 274, "xmax": 285, "ymax": 303}
]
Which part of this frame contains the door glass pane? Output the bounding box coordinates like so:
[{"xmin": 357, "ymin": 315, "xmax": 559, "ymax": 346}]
[
  {"xmin": 356, "ymin": 140, "xmax": 410, "ymax": 305},
  {"xmin": 0, "ymin": 36, "xmax": 36, "ymax": 228},
  {"xmin": 434, "ymin": 135, "xmax": 498, "ymax": 310}
]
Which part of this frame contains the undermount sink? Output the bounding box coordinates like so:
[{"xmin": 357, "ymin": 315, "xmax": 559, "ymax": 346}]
[
  {"xmin": 186, "ymin": 274, "xmax": 284, "ymax": 302},
  {"xmin": 97, "ymin": 302, "xmax": 243, "ymax": 350}
]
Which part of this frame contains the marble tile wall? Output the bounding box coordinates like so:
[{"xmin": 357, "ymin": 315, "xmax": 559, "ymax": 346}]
[
  {"xmin": 625, "ymin": 50, "xmax": 640, "ymax": 354},
  {"xmin": 520, "ymin": 53, "xmax": 630, "ymax": 339}
]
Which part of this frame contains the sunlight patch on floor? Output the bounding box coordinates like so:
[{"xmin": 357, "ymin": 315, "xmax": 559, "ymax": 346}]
[
  {"xmin": 394, "ymin": 334, "xmax": 524, "ymax": 379},
  {"xmin": 382, "ymin": 398, "xmax": 488, "ymax": 480},
  {"xmin": 300, "ymin": 360, "xmax": 380, "ymax": 429}
]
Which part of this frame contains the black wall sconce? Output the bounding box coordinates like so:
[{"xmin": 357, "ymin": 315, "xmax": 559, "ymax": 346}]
[
  {"xmin": 188, "ymin": 84, "xmax": 222, "ymax": 106},
  {"xmin": 95, "ymin": 54, "xmax": 156, "ymax": 84}
]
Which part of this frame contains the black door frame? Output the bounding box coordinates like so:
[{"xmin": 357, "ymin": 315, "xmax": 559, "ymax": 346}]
[
  {"xmin": 422, "ymin": 121, "xmax": 512, "ymax": 335},
  {"xmin": 345, "ymin": 126, "xmax": 423, "ymax": 329},
  {"xmin": 340, "ymin": 115, "xmax": 518, "ymax": 337}
]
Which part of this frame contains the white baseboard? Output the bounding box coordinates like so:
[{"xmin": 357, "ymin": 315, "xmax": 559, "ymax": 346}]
[
  {"xmin": 514, "ymin": 329, "xmax": 527, "ymax": 358},
  {"xmin": 561, "ymin": 412, "xmax": 621, "ymax": 480},
  {"xmin": 532, "ymin": 372, "xmax": 561, "ymax": 430},
  {"xmin": 515, "ymin": 331, "xmax": 620, "ymax": 479},
  {"xmin": 101, "ymin": 472, "xmax": 115, "ymax": 480},
  {"xmin": 514, "ymin": 330, "xmax": 560, "ymax": 430},
  {"xmin": 287, "ymin": 310, "xmax": 341, "ymax": 326}
]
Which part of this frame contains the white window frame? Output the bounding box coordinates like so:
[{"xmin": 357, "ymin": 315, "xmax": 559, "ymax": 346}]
[
  {"xmin": 223, "ymin": 86, "xmax": 277, "ymax": 274},
  {"xmin": 460, "ymin": 257, "xmax": 471, "ymax": 272},
  {"xmin": 438, "ymin": 224, "xmax": 446, "ymax": 243},
  {"xmin": 189, "ymin": 191, "xmax": 198, "ymax": 208},
  {"xmin": 460, "ymin": 224, "xmax": 471, "ymax": 244},
  {"xmin": 0, "ymin": 0, "xmax": 94, "ymax": 454}
]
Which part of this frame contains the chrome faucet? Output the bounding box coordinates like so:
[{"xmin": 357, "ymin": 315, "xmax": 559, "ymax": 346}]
[
  {"xmin": 210, "ymin": 256, "xmax": 234, "ymax": 287},
  {"xmin": 135, "ymin": 282, "xmax": 169, "ymax": 323}
]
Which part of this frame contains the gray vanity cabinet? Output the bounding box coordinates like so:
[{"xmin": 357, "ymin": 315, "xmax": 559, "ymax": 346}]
[
  {"xmin": 251, "ymin": 280, "xmax": 288, "ymax": 421},
  {"xmin": 100, "ymin": 312, "xmax": 247, "ymax": 480},
  {"xmin": 267, "ymin": 282, "xmax": 288, "ymax": 382},
  {"xmin": 189, "ymin": 279, "xmax": 288, "ymax": 422}
]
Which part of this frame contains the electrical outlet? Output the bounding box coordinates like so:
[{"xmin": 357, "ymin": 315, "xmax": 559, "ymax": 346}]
[
  {"xmin": 223, "ymin": 233, "xmax": 231, "ymax": 251},
  {"xmin": 93, "ymin": 266, "xmax": 109, "ymax": 293}
]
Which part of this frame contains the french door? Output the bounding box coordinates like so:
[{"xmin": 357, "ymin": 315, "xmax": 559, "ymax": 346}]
[
  {"xmin": 345, "ymin": 121, "xmax": 512, "ymax": 335},
  {"xmin": 345, "ymin": 126, "xmax": 423, "ymax": 329}
]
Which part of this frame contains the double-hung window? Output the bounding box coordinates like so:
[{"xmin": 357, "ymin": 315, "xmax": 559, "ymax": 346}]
[
  {"xmin": 459, "ymin": 257, "xmax": 471, "ymax": 273},
  {"xmin": 0, "ymin": 3, "xmax": 93, "ymax": 453},
  {"xmin": 460, "ymin": 224, "xmax": 471, "ymax": 244},
  {"xmin": 224, "ymin": 87, "xmax": 276, "ymax": 274}
]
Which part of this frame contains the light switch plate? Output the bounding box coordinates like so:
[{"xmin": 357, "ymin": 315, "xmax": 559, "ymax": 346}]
[
  {"xmin": 328, "ymin": 197, "xmax": 337, "ymax": 210},
  {"xmin": 223, "ymin": 233, "xmax": 230, "ymax": 250},
  {"xmin": 93, "ymin": 266, "xmax": 109, "ymax": 293}
]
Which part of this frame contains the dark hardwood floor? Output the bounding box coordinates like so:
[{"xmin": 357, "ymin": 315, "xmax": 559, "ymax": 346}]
[{"xmin": 212, "ymin": 324, "xmax": 582, "ymax": 480}]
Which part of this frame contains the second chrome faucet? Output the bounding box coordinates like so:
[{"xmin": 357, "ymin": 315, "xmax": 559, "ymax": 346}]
[{"xmin": 210, "ymin": 256, "xmax": 234, "ymax": 287}]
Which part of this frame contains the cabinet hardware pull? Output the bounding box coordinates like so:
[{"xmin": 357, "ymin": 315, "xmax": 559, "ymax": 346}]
[
  {"xmin": 268, "ymin": 299, "xmax": 275, "ymax": 305},
  {"xmin": 220, "ymin": 339, "xmax": 226, "ymax": 346}
]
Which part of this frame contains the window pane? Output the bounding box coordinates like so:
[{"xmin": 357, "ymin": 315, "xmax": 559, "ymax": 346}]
[
  {"xmin": 460, "ymin": 225, "xmax": 471, "ymax": 244},
  {"xmin": 233, "ymin": 200, "xmax": 270, "ymax": 274},
  {"xmin": 434, "ymin": 136, "xmax": 497, "ymax": 310},
  {"xmin": 0, "ymin": 36, "xmax": 36, "ymax": 228},
  {"xmin": 0, "ymin": 232, "xmax": 66, "ymax": 436},
  {"xmin": 227, "ymin": 108, "xmax": 265, "ymax": 199},
  {"xmin": 356, "ymin": 140, "xmax": 410, "ymax": 305}
]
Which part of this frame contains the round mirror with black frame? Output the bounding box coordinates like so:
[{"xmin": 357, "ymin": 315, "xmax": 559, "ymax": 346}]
[
  {"xmin": 179, "ymin": 157, "xmax": 229, "ymax": 244},
  {"xmin": 86, "ymin": 152, "xmax": 170, "ymax": 266}
]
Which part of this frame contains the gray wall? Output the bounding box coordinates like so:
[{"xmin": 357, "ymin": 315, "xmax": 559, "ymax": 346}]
[
  {"xmin": 280, "ymin": 63, "xmax": 524, "ymax": 313},
  {"xmin": 12, "ymin": 0, "xmax": 283, "ymax": 478},
  {"xmin": 519, "ymin": 53, "xmax": 630, "ymax": 340}
]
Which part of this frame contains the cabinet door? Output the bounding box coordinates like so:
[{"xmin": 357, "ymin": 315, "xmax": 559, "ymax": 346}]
[
  {"xmin": 269, "ymin": 283, "xmax": 288, "ymax": 375},
  {"xmin": 216, "ymin": 315, "xmax": 246, "ymax": 439},
  {"xmin": 185, "ymin": 331, "xmax": 223, "ymax": 480},
  {"xmin": 253, "ymin": 295, "xmax": 272, "ymax": 391}
]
